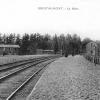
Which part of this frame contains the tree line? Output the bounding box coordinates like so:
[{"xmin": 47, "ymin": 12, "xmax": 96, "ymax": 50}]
[{"xmin": 0, "ymin": 33, "xmax": 92, "ymax": 55}]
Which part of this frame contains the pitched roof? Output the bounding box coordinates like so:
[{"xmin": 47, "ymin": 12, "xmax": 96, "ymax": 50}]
[{"xmin": 0, "ymin": 44, "xmax": 20, "ymax": 48}]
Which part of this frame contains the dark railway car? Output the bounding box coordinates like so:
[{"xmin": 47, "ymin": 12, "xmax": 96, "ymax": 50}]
[
  {"xmin": 36, "ymin": 49, "xmax": 54, "ymax": 54},
  {"xmin": 43, "ymin": 50, "xmax": 54, "ymax": 54}
]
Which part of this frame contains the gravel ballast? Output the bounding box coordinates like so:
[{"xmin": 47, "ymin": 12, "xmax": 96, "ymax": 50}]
[{"xmin": 27, "ymin": 55, "xmax": 100, "ymax": 100}]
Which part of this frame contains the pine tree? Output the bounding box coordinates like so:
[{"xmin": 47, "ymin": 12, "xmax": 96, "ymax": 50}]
[
  {"xmin": 53, "ymin": 34, "xmax": 59, "ymax": 54},
  {"xmin": 15, "ymin": 34, "xmax": 21, "ymax": 45},
  {"xmin": 20, "ymin": 34, "xmax": 29, "ymax": 55}
]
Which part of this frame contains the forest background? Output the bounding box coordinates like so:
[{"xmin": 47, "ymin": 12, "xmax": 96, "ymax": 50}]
[{"xmin": 0, "ymin": 33, "xmax": 93, "ymax": 55}]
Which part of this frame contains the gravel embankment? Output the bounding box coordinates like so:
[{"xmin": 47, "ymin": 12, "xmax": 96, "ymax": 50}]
[
  {"xmin": 27, "ymin": 55, "xmax": 100, "ymax": 100},
  {"xmin": 0, "ymin": 54, "xmax": 49, "ymax": 65}
]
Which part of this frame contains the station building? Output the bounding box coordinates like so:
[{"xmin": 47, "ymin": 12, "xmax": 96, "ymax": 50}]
[
  {"xmin": 0, "ymin": 44, "xmax": 20, "ymax": 55},
  {"xmin": 86, "ymin": 41, "xmax": 100, "ymax": 57}
]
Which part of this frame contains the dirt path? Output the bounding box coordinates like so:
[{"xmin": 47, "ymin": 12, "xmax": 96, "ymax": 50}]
[{"xmin": 27, "ymin": 55, "xmax": 100, "ymax": 100}]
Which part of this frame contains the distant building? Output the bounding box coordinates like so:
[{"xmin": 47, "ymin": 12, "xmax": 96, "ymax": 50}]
[
  {"xmin": 0, "ymin": 44, "xmax": 20, "ymax": 55},
  {"xmin": 86, "ymin": 41, "xmax": 100, "ymax": 57}
]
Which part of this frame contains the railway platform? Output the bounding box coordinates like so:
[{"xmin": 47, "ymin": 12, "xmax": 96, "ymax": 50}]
[{"xmin": 27, "ymin": 55, "xmax": 100, "ymax": 100}]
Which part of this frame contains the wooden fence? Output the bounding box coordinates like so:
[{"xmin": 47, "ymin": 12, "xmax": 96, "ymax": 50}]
[{"xmin": 84, "ymin": 54, "xmax": 100, "ymax": 65}]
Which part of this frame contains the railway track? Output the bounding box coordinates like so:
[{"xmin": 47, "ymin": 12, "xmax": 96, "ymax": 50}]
[
  {"xmin": 0, "ymin": 55, "xmax": 60, "ymax": 100},
  {"xmin": 0, "ymin": 56, "xmax": 46, "ymax": 67},
  {"xmin": 6, "ymin": 60, "xmax": 54, "ymax": 100},
  {"xmin": 0, "ymin": 56, "xmax": 55, "ymax": 80},
  {"xmin": 0, "ymin": 56, "xmax": 52, "ymax": 71},
  {"xmin": 0, "ymin": 56, "xmax": 57, "ymax": 81}
]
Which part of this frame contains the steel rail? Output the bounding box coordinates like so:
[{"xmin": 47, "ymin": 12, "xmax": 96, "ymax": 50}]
[
  {"xmin": 0, "ymin": 56, "xmax": 55, "ymax": 82},
  {"xmin": 0, "ymin": 55, "xmax": 58, "ymax": 67},
  {"xmin": 0, "ymin": 56, "xmax": 51, "ymax": 71},
  {"xmin": 6, "ymin": 59, "xmax": 55, "ymax": 100},
  {"xmin": 0, "ymin": 56, "xmax": 42, "ymax": 67}
]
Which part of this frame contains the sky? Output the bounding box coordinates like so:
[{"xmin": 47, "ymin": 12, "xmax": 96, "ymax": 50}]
[{"xmin": 0, "ymin": 0, "xmax": 100, "ymax": 40}]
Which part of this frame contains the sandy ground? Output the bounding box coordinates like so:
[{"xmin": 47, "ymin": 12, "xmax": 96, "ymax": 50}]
[
  {"xmin": 27, "ymin": 55, "xmax": 100, "ymax": 100},
  {"xmin": 0, "ymin": 54, "xmax": 49, "ymax": 65}
]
